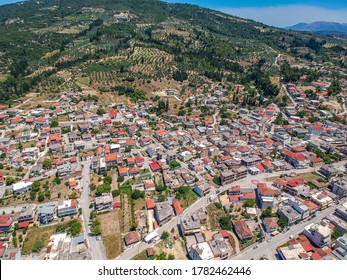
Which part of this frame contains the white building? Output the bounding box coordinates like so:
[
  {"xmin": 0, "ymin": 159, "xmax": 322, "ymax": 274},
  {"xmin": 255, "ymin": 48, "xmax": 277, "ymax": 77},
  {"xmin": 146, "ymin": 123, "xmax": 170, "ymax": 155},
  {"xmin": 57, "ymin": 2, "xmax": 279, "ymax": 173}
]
[
  {"xmin": 277, "ymin": 243, "xmax": 308, "ymax": 260},
  {"xmin": 57, "ymin": 199, "xmax": 78, "ymax": 217},
  {"xmin": 12, "ymin": 181, "xmax": 32, "ymax": 196},
  {"xmin": 189, "ymin": 242, "xmax": 214, "ymax": 260},
  {"xmin": 273, "ymin": 131, "xmax": 291, "ymax": 145},
  {"xmin": 178, "ymin": 151, "xmax": 193, "ymax": 162},
  {"xmin": 94, "ymin": 193, "xmax": 113, "ymax": 211},
  {"xmin": 303, "ymin": 222, "xmax": 332, "ymax": 248}
]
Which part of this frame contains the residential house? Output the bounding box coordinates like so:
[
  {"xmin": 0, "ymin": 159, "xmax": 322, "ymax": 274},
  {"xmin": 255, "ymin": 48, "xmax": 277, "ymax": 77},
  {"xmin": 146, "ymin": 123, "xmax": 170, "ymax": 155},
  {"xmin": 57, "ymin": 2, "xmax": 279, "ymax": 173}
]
[
  {"xmin": 303, "ymin": 222, "xmax": 332, "ymax": 248},
  {"xmin": 278, "ymin": 205, "xmax": 301, "ymax": 225},
  {"xmin": 18, "ymin": 204, "xmax": 37, "ymax": 223},
  {"xmin": 232, "ymin": 220, "xmax": 253, "ymax": 241},
  {"xmin": 0, "ymin": 215, "xmax": 12, "ymax": 232},
  {"xmin": 12, "ymin": 181, "xmax": 32, "ymax": 196},
  {"xmin": 57, "ymin": 199, "xmax": 78, "ymax": 218},
  {"xmin": 105, "ymin": 153, "xmax": 122, "ymax": 167},
  {"xmin": 263, "ymin": 217, "xmax": 278, "ymax": 233},
  {"xmin": 37, "ymin": 202, "xmax": 57, "ymax": 224},
  {"xmin": 208, "ymin": 233, "xmax": 231, "ymax": 259},
  {"xmin": 194, "ymin": 182, "xmax": 211, "ymax": 197},
  {"xmin": 124, "ymin": 231, "xmax": 141, "ymax": 246},
  {"xmin": 330, "ymin": 177, "xmax": 347, "ymax": 197},
  {"xmin": 287, "ymin": 198, "xmax": 310, "ymax": 219},
  {"xmin": 189, "ymin": 242, "xmax": 214, "ymax": 260},
  {"xmin": 94, "ymin": 193, "xmax": 113, "ymax": 211},
  {"xmin": 154, "ymin": 201, "xmax": 174, "ymax": 226}
]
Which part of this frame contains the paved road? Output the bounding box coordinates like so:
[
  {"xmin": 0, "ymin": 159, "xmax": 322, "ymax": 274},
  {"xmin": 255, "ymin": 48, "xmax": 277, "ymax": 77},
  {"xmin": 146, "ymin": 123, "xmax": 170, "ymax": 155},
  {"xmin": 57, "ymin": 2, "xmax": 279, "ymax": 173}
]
[
  {"xmin": 79, "ymin": 161, "xmax": 106, "ymax": 260},
  {"xmin": 230, "ymin": 204, "xmax": 338, "ymax": 260},
  {"xmin": 274, "ymin": 53, "xmax": 297, "ymax": 107}
]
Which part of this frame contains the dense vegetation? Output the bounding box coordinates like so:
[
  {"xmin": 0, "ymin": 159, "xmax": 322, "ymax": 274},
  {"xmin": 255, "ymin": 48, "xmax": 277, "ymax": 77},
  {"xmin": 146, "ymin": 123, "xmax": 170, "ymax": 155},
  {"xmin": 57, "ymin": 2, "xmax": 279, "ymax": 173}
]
[{"xmin": 0, "ymin": 0, "xmax": 345, "ymax": 103}]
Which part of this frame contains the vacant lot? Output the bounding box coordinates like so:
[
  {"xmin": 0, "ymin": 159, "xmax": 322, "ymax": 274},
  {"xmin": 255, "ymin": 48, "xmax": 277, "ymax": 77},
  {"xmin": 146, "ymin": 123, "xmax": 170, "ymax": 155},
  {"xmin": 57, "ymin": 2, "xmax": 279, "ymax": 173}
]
[
  {"xmin": 206, "ymin": 204, "xmax": 226, "ymax": 231},
  {"xmin": 22, "ymin": 226, "xmax": 55, "ymax": 255},
  {"xmin": 178, "ymin": 188, "xmax": 199, "ymax": 208},
  {"xmin": 134, "ymin": 197, "xmax": 145, "ymax": 211},
  {"xmin": 98, "ymin": 210, "xmax": 122, "ymax": 259}
]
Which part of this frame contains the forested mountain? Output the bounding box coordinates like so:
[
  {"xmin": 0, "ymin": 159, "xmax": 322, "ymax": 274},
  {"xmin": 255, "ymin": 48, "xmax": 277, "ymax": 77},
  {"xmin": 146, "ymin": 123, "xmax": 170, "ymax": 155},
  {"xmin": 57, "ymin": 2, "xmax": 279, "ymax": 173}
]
[{"xmin": 0, "ymin": 0, "xmax": 346, "ymax": 103}]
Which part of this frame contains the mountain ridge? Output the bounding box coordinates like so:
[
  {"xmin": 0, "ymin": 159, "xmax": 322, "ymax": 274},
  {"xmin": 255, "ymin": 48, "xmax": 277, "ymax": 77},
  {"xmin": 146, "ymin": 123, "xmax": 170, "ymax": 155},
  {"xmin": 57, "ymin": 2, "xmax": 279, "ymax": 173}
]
[{"xmin": 286, "ymin": 21, "xmax": 347, "ymax": 35}]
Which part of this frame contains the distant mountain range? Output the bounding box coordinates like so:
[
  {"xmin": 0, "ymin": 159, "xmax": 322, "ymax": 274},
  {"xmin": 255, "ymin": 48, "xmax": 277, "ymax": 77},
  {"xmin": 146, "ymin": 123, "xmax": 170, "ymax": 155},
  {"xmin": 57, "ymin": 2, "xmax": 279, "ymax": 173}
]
[{"xmin": 286, "ymin": 21, "xmax": 347, "ymax": 35}]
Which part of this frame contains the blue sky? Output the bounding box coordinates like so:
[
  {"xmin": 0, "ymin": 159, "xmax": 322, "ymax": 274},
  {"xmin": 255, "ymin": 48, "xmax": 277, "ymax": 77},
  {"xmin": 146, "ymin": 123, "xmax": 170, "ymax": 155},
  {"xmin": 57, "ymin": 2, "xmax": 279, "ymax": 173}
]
[
  {"xmin": 166, "ymin": 0, "xmax": 347, "ymax": 27},
  {"xmin": 166, "ymin": 0, "xmax": 347, "ymax": 9},
  {"xmin": 0, "ymin": 0, "xmax": 347, "ymax": 27}
]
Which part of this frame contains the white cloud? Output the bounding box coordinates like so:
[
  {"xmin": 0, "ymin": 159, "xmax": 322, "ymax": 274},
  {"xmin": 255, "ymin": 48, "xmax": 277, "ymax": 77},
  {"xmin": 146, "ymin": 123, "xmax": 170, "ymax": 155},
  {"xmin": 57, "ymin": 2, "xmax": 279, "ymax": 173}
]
[{"xmin": 219, "ymin": 5, "xmax": 347, "ymax": 27}]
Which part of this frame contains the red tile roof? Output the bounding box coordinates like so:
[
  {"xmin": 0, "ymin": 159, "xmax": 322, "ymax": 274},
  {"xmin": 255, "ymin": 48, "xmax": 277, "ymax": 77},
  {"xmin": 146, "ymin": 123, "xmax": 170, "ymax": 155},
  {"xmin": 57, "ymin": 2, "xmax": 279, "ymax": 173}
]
[
  {"xmin": 232, "ymin": 220, "xmax": 253, "ymax": 240},
  {"xmin": 124, "ymin": 231, "xmax": 141, "ymax": 246},
  {"xmin": 172, "ymin": 200, "xmax": 183, "ymax": 214},
  {"xmin": 18, "ymin": 221, "xmax": 30, "ymax": 229},
  {"xmin": 218, "ymin": 230, "xmax": 229, "ymax": 239},
  {"xmin": 146, "ymin": 199, "xmax": 155, "ymax": 209},
  {"xmin": 105, "ymin": 153, "xmax": 120, "ymax": 162},
  {"xmin": 150, "ymin": 162, "xmax": 161, "ymax": 171},
  {"xmin": 0, "ymin": 215, "xmax": 12, "ymax": 227}
]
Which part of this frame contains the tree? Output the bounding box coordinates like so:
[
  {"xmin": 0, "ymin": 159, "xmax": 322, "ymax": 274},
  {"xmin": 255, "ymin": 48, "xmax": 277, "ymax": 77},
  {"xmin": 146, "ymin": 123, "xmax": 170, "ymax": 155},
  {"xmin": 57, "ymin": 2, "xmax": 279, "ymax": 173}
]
[
  {"xmin": 42, "ymin": 159, "xmax": 52, "ymax": 170},
  {"xmin": 262, "ymin": 207, "xmax": 273, "ymax": 218},
  {"xmin": 219, "ymin": 216, "xmax": 232, "ymax": 230},
  {"xmin": 112, "ymin": 190, "xmax": 120, "ymax": 197},
  {"xmin": 90, "ymin": 219, "xmax": 101, "ymax": 235},
  {"xmin": 278, "ymin": 217, "xmax": 287, "ymax": 228},
  {"xmin": 32, "ymin": 181, "xmax": 41, "ymax": 192},
  {"xmin": 69, "ymin": 220, "xmax": 82, "ymax": 236},
  {"xmin": 131, "ymin": 189, "xmax": 145, "ymax": 200},
  {"xmin": 243, "ymin": 200, "xmax": 255, "ymax": 208},
  {"xmin": 161, "ymin": 231, "xmax": 169, "ymax": 240},
  {"xmin": 177, "ymin": 109, "xmax": 186, "ymax": 116},
  {"xmin": 97, "ymin": 108, "xmax": 106, "ymax": 116},
  {"xmin": 117, "ymin": 176, "xmax": 125, "ymax": 183},
  {"xmin": 37, "ymin": 192, "xmax": 45, "ymax": 202},
  {"xmin": 332, "ymin": 229, "xmax": 342, "ymax": 241},
  {"xmin": 274, "ymin": 112, "xmax": 284, "ymax": 125},
  {"xmin": 213, "ymin": 176, "xmax": 221, "ymax": 186},
  {"xmin": 157, "ymin": 194, "xmax": 166, "ymax": 202},
  {"xmin": 69, "ymin": 192, "xmax": 78, "ymax": 199},
  {"xmin": 328, "ymin": 79, "xmax": 342, "ymax": 96},
  {"xmin": 50, "ymin": 120, "xmax": 59, "ymax": 128},
  {"xmin": 103, "ymin": 175, "xmax": 112, "ymax": 185},
  {"xmin": 30, "ymin": 191, "xmax": 36, "ymax": 201},
  {"xmin": 214, "ymin": 202, "xmax": 222, "ymax": 209},
  {"xmin": 95, "ymin": 184, "xmax": 111, "ymax": 196},
  {"xmin": 155, "ymin": 184, "xmax": 166, "ymax": 192},
  {"xmin": 53, "ymin": 177, "xmax": 61, "ymax": 185},
  {"xmin": 32, "ymin": 240, "xmax": 44, "ymax": 252},
  {"xmin": 173, "ymin": 70, "xmax": 188, "ymax": 82},
  {"xmin": 6, "ymin": 176, "xmax": 15, "ymax": 185}
]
